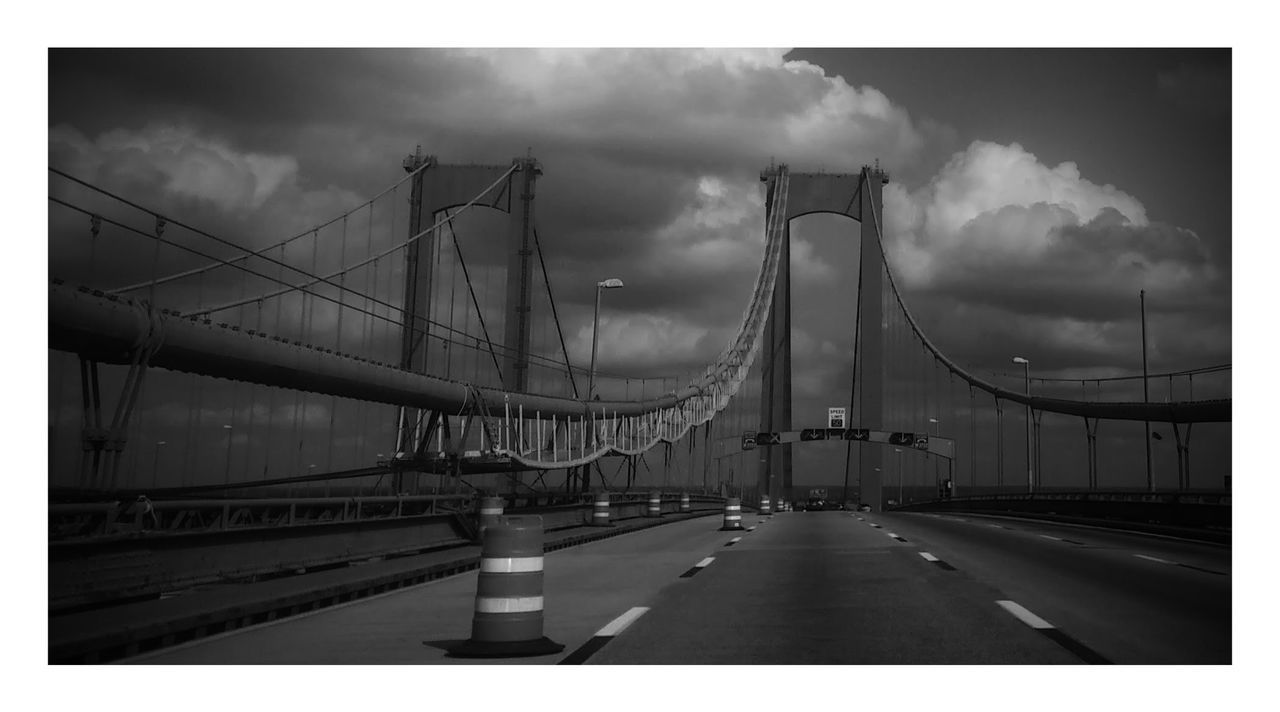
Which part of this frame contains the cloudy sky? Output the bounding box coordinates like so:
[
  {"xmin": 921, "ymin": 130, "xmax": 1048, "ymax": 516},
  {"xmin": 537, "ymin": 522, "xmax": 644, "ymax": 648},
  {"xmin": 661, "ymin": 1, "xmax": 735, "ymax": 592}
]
[{"xmin": 46, "ymin": 47, "xmax": 1232, "ymax": 490}]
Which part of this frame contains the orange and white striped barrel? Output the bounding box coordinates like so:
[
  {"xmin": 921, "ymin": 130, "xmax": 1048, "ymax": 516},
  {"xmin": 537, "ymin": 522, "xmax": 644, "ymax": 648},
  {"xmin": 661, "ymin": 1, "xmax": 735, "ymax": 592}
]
[
  {"xmin": 450, "ymin": 516, "xmax": 564, "ymax": 658},
  {"xmin": 679, "ymin": 493, "xmax": 691, "ymax": 512},
  {"xmin": 590, "ymin": 491, "xmax": 612, "ymax": 526},
  {"xmin": 760, "ymin": 495, "xmax": 772, "ymax": 515},
  {"xmin": 646, "ymin": 491, "xmax": 662, "ymax": 518},
  {"xmin": 477, "ymin": 496, "xmax": 504, "ymax": 536},
  {"xmin": 720, "ymin": 497, "xmax": 743, "ymax": 531}
]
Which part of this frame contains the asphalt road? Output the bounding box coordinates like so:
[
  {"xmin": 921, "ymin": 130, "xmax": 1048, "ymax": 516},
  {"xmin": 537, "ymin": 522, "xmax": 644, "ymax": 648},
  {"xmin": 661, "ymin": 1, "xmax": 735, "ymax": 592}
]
[
  {"xmin": 591, "ymin": 510, "xmax": 1229, "ymax": 664},
  {"xmin": 126, "ymin": 514, "xmax": 736, "ymax": 664},
  {"xmin": 126, "ymin": 509, "xmax": 1230, "ymax": 664}
]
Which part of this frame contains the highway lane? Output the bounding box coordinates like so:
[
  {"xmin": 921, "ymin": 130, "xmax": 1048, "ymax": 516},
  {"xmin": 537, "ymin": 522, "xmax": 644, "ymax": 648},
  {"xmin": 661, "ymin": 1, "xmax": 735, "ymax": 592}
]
[
  {"xmin": 869, "ymin": 511, "xmax": 1230, "ymax": 664},
  {"xmin": 590, "ymin": 510, "xmax": 1083, "ymax": 664},
  {"xmin": 126, "ymin": 514, "xmax": 741, "ymax": 664},
  {"xmin": 125, "ymin": 508, "xmax": 1228, "ymax": 664}
]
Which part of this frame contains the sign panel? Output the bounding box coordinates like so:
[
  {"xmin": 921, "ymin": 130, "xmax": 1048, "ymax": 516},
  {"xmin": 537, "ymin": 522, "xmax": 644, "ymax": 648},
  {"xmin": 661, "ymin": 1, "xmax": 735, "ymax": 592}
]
[
  {"xmin": 914, "ymin": 434, "xmax": 930, "ymax": 451},
  {"xmin": 801, "ymin": 428, "xmax": 827, "ymax": 441},
  {"xmin": 755, "ymin": 432, "xmax": 781, "ymax": 446},
  {"xmin": 741, "ymin": 431, "xmax": 756, "ymax": 451},
  {"xmin": 889, "ymin": 432, "xmax": 915, "ymax": 446},
  {"xmin": 828, "ymin": 407, "xmax": 847, "ymax": 429},
  {"xmin": 843, "ymin": 428, "xmax": 870, "ymax": 441}
]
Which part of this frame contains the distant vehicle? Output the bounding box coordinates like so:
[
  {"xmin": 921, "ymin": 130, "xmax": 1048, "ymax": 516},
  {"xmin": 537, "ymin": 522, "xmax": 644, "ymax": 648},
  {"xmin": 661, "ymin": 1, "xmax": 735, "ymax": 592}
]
[
  {"xmin": 806, "ymin": 498, "xmax": 825, "ymax": 511},
  {"xmin": 858, "ymin": 504, "xmax": 872, "ymax": 512}
]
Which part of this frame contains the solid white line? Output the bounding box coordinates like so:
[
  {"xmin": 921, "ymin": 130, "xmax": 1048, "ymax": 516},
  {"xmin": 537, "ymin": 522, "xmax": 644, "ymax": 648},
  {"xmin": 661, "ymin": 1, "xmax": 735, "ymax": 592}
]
[
  {"xmin": 1134, "ymin": 553, "xmax": 1174, "ymax": 565},
  {"xmin": 595, "ymin": 606, "xmax": 650, "ymax": 637},
  {"xmin": 996, "ymin": 600, "xmax": 1054, "ymax": 630},
  {"xmin": 694, "ymin": 557, "xmax": 715, "ymax": 568},
  {"xmin": 1039, "ymin": 534, "xmax": 1064, "ymax": 541},
  {"xmin": 919, "ymin": 552, "xmax": 939, "ymax": 562}
]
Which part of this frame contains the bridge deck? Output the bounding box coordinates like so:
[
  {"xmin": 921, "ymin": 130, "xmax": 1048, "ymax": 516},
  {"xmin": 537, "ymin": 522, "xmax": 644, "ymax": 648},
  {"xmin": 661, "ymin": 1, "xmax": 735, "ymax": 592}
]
[{"xmin": 116, "ymin": 510, "xmax": 1229, "ymax": 664}]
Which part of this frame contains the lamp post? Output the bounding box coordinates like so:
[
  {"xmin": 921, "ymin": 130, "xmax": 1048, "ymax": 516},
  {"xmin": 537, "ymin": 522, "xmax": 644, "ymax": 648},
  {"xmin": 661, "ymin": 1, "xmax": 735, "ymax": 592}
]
[
  {"xmin": 588, "ymin": 278, "xmax": 625, "ymax": 402},
  {"xmin": 1012, "ymin": 357, "xmax": 1032, "ymax": 493},
  {"xmin": 895, "ymin": 448, "xmax": 903, "ymax": 506},
  {"xmin": 222, "ymin": 425, "xmax": 234, "ymax": 486},
  {"xmin": 873, "ymin": 467, "xmax": 880, "ymax": 509},
  {"xmin": 928, "ymin": 417, "xmax": 939, "ymax": 494},
  {"xmin": 1141, "ymin": 290, "xmax": 1153, "ymax": 492},
  {"xmin": 151, "ymin": 441, "xmax": 166, "ymax": 489}
]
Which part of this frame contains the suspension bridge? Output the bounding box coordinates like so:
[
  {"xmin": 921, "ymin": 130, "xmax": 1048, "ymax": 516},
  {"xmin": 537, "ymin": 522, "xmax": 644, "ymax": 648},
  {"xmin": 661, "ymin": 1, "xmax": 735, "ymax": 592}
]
[{"xmin": 47, "ymin": 149, "xmax": 1231, "ymax": 664}]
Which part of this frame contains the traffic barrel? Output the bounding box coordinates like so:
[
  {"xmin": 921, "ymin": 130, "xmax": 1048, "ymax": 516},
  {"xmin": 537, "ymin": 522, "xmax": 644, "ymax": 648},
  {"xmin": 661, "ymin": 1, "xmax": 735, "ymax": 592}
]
[
  {"xmin": 760, "ymin": 495, "xmax": 772, "ymax": 515},
  {"xmin": 590, "ymin": 491, "xmax": 613, "ymax": 527},
  {"xmin": 477, "ymin": 496, "xmax": 504, "ymax": 536},
  {"xmin": 449, "ymin": 517, "xmax": 564, "ymax": 658},
  {"xmin": 720, "ymin": 497, "xmax": 743, "ymax": 531},
  {"xmin": 680, "ymin": 493, "xmax": 691, "ymax": 513},
  {"xmin": 646, "ymin": 490, "xmax": 662, "ymax": 518}
]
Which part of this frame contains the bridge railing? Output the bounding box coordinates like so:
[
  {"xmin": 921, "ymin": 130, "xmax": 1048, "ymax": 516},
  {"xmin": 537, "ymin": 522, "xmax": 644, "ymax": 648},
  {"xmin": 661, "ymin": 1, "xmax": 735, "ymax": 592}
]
[
  {"xmin": 894, "ymin": 490, "xmax": 1230, "ymax": 537},
  {"xmin": 49, "ymin": 490, "xmax": 727, "ymax": 542},
  {"xmin": 49, "ymin": 490, "xmax": 727, "ymax": 613}
]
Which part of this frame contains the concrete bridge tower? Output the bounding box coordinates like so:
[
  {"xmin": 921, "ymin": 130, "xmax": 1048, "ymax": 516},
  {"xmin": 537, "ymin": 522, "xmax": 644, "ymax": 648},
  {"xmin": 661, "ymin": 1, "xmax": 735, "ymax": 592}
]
[{"xmin": 758, "ymin": 163, "xmax": 890, "ymax": 511}]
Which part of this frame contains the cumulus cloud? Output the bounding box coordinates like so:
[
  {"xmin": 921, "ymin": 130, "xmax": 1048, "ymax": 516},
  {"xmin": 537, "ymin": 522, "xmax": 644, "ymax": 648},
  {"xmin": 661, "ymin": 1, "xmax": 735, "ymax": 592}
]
[
  {"xmin": 870, "ymin": 140, "xmax": 1227, "ymax": 373},
  {"xmin": 50, "ymin": 124, "xmax": 299, "ymax": 213}
]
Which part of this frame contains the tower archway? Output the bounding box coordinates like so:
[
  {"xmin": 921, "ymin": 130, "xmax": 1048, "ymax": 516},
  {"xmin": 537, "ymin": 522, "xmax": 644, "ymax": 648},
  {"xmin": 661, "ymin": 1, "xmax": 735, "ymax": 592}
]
[{"xmin": 758, "ymin": 163, "xmax": 890, "ymax": 510}]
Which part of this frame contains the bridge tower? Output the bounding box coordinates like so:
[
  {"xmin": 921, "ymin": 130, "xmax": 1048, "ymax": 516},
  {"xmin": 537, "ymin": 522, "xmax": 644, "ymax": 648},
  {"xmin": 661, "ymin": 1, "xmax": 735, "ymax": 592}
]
[
  {"xmin": 758, "ymin": 163, "xmax": 890, "ymax": 511},
  {"xmin": 396, "ymin": 149, "xmax": 540, "ymax": 469}
]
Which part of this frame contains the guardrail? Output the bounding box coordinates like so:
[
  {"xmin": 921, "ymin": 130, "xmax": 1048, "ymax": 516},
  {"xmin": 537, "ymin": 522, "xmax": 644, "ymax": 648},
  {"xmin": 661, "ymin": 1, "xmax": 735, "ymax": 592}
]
[
  {"xmin": 893, "ymin": 490, "xmax": 1230, "ymax": 540},
  {"xmin": 49, "ymin": 491, "xmax": 726, "ymax": 613}
]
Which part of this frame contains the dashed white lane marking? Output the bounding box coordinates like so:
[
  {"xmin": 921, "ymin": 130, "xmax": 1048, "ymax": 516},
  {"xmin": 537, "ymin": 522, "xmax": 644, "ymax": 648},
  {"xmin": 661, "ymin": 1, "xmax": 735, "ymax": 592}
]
[
  {"xmin": 989, "ymin": 524, "xmax": 1006, "ymax": 529},
  {"xmin": 1039, "ymin": 534, "xmax": 1064, "ymax": 541},
  {"xmin": 595, "ymin": 606, "xmax": 650, "ymax": 637},
  {"xmin": 747, "ymin": 526, "xmax": 757, "ymax": 532},
  {"xmin": 919, "ymin": 552, "xmax": 939, "ymax": 562},
  {"xmin": 995, "ymin": 600, "xmax": 1112, "ymax": 664},
  {"xmin": 1134, "ymin": 553, "xmax": 1173, "ymax": 565},
  {"xmin": 996, "ymin": 600, "xmax": 1054, "ymax": 630}
]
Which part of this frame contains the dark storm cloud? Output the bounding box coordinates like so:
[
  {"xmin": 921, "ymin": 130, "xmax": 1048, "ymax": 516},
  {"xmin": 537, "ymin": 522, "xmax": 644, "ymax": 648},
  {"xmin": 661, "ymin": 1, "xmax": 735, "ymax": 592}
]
[
  {"xmin": 48, "ymin": 50, "xmax": 1228, "ymax": 389},
  {"xmin": 918, "ymin": 206, "xmax": 1222, "ymax": 321}
]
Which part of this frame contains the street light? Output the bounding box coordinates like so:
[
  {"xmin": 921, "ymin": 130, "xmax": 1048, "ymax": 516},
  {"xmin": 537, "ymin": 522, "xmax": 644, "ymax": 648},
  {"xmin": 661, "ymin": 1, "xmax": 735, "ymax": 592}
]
[
  {"xmin": 588, "ymin": 278, "xmax": 625, "ymax": 403},
  {"xmin": 873, "ymin": 467, "xmax": 881, "ymax": 509},
  {"xmin": 928, "ymin": 417, "xmax": 939, "ymax": 494},
  {"xmin": 151, "ymin": 441, "xmax": 166, "ymax": 489},
  {"xmin": 1012, "ymin": 357, "xmax": 1032, "ymax": 493},
  {"xmin": 222, "ymin": 425, "xmax": 234, "ymax": 486},
  {"xmin": 895, "ymin": 448, "xmax": 903, "ymax": 506}
]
